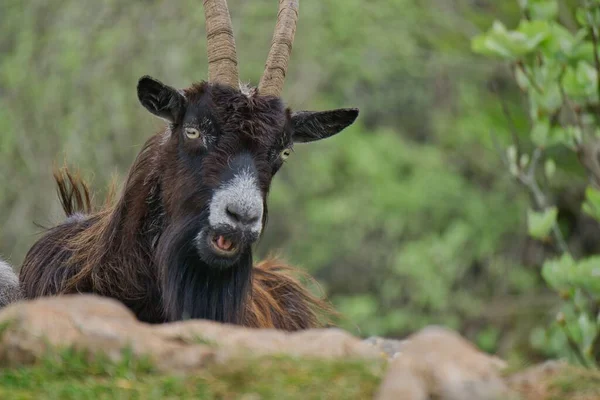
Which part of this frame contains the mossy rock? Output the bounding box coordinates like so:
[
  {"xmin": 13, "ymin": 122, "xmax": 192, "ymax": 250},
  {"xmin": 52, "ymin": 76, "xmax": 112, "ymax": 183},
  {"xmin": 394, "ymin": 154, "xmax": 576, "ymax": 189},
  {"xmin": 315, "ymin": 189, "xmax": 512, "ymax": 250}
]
[{"xmin": 0, "ymin": 347, "xmax": 385, "ymax": 400}]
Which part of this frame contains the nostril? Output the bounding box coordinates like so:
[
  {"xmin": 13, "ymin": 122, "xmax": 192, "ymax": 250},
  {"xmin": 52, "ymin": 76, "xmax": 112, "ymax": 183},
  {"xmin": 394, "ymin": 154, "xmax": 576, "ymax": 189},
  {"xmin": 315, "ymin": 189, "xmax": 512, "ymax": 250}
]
[
  {"xmin": 225, "ymin": 203, "xmax": 260, "ymax": 226},
  {"xmin": 226, "ymin": 205, "xmax": 241, "ymax": 222}
]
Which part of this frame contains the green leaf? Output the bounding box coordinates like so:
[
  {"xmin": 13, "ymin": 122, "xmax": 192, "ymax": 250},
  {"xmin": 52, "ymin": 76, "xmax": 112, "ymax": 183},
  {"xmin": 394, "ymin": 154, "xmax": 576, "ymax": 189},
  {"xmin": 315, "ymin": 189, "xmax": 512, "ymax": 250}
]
[
  {"xmin": 539, "ymin": 24, "xmax": 587, "ymax": 61},
  {"xmin": 542, "ymin": 254, "xmax": 600, "ymax": 296},
  {"xmin": 562, "ymin": 61, "xmax": 598, "ymax": 101},
  {"xmin": 542, "ymin": 254, "xmax": 576, "ymax": 291},
  {"xmin": 578, "ymin": 313, "xmax": 598, "ymax": 355},
  {"xmin": 531, "ymin": 119, "xmax": 583, "ymax": 149},
  {"xmin": 545, "ymin": 158, "xmax": 557, "ymax": 179},
  {"xmin": 471, "ymin": 20, "xmax": 551, "ymax": 59},
  {"xmin": 549, "ymin": 126, "xmax": 582, "ymax": 149},
  {"xmin": 527, "ymin": 206, "xmax": 558, "ymax": 240},
  {"xmin": 515, "ymin": 67, "xmax": 531, "ymax": 90},
  {"xmin": 529, "ymin": 82, "xmax": 562, "ymax": 116},
  {"xmin": 507, "ymin": 145, "xmax": 519, "ymax": 176},
  {"xmin": 531, "ymin": 118, "xmax": 551, "ymax": 147},
  {"xmin": 520, "ymin": 153, "xmax": 530, "ymax": 169},
  {"xmin": 572, "ymin": 257, "xmax": 600, "ymax": 296}
]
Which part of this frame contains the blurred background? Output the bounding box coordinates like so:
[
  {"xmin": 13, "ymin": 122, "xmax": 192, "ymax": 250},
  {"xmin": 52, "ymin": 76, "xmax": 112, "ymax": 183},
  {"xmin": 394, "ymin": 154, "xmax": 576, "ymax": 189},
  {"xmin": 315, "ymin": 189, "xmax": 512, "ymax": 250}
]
[{"xmin": 1, "ymin": 0, "xmax": 592, "ymax": 364}]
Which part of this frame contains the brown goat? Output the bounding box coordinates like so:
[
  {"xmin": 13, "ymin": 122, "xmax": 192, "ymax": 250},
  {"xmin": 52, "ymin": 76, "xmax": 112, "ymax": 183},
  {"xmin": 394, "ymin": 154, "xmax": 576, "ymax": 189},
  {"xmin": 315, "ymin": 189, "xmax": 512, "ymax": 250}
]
[{"xmin": 17, "ymin": 0, "xmax": 357, "ymax": 330}]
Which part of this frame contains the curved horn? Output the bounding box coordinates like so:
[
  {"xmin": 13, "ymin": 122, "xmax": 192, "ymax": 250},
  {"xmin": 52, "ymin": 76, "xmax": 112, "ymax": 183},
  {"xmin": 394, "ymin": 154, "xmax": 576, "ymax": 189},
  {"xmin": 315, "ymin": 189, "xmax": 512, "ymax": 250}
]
[
  {"xmin": 258, "ymin": 0, "xmax": 299, "ymax": 97},
  {"xmin": 203, "ymin": 0, "xmax": 239, "ymax": 88}
]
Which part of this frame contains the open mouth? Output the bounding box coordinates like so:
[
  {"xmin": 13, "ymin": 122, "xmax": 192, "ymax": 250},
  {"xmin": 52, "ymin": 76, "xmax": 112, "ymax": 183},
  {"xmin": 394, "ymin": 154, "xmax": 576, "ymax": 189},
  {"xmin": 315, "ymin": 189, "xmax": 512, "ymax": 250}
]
[{"xmin": 208, "ymin": 232, "xmax": 239, "ymax": 257}]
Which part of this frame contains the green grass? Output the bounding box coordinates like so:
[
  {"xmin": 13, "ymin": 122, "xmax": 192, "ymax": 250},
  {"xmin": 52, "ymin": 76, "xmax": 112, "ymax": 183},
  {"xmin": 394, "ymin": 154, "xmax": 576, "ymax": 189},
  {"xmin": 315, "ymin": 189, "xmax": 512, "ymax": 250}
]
[
  {"xmin": 0, "ymin": 348, "xmax": 385, "ymax": 400},
  {"xmin": 546, "ymin": 367, "xmax": 600, "ymax": 400}
]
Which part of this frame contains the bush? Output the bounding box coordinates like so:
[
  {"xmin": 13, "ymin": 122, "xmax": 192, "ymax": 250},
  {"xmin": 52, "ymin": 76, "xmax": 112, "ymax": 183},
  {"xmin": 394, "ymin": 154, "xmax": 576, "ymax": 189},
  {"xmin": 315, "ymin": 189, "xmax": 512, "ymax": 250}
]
[{"xmin": 473, "ymin": 0, "xmax": 600, "ymax": 367}]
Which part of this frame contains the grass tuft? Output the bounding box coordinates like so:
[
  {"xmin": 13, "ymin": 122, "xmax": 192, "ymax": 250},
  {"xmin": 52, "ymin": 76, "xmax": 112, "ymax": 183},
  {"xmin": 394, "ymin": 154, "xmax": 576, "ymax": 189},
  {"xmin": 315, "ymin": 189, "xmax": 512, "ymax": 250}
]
[{"xmin": 0, "ymin": 347, "xmax": 385, "ymax": 399}]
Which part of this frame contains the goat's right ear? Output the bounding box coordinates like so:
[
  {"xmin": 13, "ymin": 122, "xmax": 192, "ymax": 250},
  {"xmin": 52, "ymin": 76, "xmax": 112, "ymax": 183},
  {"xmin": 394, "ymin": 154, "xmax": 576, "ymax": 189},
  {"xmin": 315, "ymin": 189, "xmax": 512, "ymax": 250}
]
[{"xmin": 137, "ymin": 76, "xmax": 186, "ymax": 123}]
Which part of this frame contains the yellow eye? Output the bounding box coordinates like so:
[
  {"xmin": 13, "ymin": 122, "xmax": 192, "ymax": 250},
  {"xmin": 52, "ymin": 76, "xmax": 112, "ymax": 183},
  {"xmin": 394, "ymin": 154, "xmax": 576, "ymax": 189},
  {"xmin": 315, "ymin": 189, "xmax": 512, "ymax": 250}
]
[
  {"xmin": 185, "ymin": 127, "xmax": 200, "ymax": 139},
  {"xmin": 280, "ymin": 148, "xmax": 292, "ymax": 160}
]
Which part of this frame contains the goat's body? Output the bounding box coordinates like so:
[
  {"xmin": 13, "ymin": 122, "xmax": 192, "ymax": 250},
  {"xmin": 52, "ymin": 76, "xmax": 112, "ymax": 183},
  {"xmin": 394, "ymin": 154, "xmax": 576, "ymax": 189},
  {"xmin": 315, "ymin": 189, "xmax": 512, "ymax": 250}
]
[
  {"xmin": 20, "ymin": 213, "xmax": 165, "ymax": 322},
  {"xmin": 18, "ymin": 167, "xmax": 332, "ymax": 329}
]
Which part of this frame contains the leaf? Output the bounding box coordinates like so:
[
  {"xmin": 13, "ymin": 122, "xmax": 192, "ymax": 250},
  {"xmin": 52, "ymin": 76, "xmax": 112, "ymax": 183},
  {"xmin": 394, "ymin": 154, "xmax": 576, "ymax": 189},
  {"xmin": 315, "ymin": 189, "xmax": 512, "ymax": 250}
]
[
  {"xmin": 571, "ymin": 257, "xmax": 600, "ymax": 296},
  {"xmin": 532, "ymin": 120, "xmax": 582, "ymax": 149},
  {"xmin": 542, "ymin": 254, "xmax": 576, "ymax": 291},
  {"xmin": 515, "ymin": 67, "xmax": 531, "ymax": 90},
  {"xmin": 530, "ymin": 82, "xmax": 562, "ymax": 116},
  {"xmin": 527, "ymin": 207, "xmax": 558, "ymax": 240},
  {"xmin": 471, "ymin": 20, "xmax": 551, "ymax": 59},
  {"xmin": 539, "ymin": 24, "xmax": 587, "ymax": 61},
  {"xmin": 531, "ymin": 118, "xmax": 551, "ymax": 147},
  {"xmin": 507, "ymin": 145, "xmax": 519, "ymax": 176},
  {"xmin": 545, "ymin": 158, "xmax": 557, "ymax": 179},
  {"xmin": 543, "ymin": 254, "xmax": 600, "ymax": 295},
  {"xmin": 520, "ymin": 153, "xmax": 530, "ymax": 169},
  {"xmin": 562, "ymin": 61, "xmax": 598, "ymax": 101},
  {"xmin": 579, "ymin": 313, "xmax": 598, "ymax": 355},
  {"xmin": 549, "ymin": 126, "xmax": 582, "ymax": 149}
]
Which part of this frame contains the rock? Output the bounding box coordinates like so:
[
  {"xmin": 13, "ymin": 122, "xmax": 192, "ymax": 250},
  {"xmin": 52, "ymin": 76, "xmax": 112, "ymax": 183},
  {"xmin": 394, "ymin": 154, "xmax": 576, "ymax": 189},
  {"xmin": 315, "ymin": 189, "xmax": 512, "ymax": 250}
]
[
  {"xmin": 363, "ymin": 336, "xmax": 407, "ymax": 358},
  {"xmin": 376, "ymin": 326, "xmax": 511, "ymax": 400},
  {"xmin": 0, "ymin": 294, "xmax": 380, "ymax": 373},
  {"xmin": 507, "ymin": 360, "xmax": 568, "ymax": 399},
  {"xmin": 155, "ymin": 321, "xmax": 381, "ymax": 360},
  {"xmin": 0, "ymin": 294, "xmax": 217, "ymax": 372},
  {"xmin": 1, "ymin": 294, "xmax": 567, "ymax": 400}
]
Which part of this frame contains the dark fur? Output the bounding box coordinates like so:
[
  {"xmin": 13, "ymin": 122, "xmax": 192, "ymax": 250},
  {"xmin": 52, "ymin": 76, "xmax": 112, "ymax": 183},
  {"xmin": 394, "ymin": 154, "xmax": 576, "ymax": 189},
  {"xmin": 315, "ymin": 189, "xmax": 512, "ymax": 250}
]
[{"xmin": 19, "ymin": 81, "xmax": 354, "ymax": 329}]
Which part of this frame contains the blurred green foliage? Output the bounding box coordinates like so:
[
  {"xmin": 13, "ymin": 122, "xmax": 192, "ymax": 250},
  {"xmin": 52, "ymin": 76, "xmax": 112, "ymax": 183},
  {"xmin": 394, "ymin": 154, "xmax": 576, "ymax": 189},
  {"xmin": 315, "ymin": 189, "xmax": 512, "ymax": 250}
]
[
  {"xmin": 1, "ymin": 0, "xmax": 590, "ymax": 363},
  {"xmin": 473, "ymin": 0, "xmax": 600, "ymax": 366}
]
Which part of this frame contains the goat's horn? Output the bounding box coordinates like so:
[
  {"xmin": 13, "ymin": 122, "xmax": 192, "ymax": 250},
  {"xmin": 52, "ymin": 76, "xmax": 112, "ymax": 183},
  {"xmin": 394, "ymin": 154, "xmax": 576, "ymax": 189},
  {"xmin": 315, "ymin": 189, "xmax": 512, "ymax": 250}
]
[
  {"xmin": 258, "ymin": 0, "xmax": 299, "ymax": 97},
  {"xmin": 203, "ymin": 0, "xmax": 239, "ymax": 88}
]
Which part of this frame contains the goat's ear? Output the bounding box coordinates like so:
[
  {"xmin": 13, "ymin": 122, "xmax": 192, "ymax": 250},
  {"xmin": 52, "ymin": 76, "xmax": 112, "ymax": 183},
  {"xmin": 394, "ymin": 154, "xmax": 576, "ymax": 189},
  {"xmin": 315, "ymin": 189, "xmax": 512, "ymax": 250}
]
[
  {"xmin": 137, "ymin": 76, "xmax": 186, "ymax": 123},
  {"xmin": 291, "ymin": 108, "xmax": 359, "ymax": 143}
]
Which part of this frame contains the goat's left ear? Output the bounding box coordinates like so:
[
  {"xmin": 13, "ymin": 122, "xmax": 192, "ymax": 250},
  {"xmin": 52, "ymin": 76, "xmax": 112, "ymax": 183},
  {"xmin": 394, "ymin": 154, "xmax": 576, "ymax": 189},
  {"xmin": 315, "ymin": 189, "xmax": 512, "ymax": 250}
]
[
  {"xmin": 291, "ymin": 108, "xmax": 359, "ymax": 143},
  {"xmin": 137, "ymin": 75, "xmax": 186, "ymax": 123}
]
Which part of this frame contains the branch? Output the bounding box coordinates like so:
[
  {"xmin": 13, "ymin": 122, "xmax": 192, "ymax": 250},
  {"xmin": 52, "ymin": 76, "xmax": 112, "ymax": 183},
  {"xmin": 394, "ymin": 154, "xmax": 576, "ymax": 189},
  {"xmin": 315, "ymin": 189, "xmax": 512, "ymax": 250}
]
[
  {"xmin": 559, "ymin": 83, "xmax": 585, "ymax": 143},
  {"xmin": 516, "ymin": 63, "xmax": 543, "ymax": 93},
  {"xmin": 519, "ymin": 148, "xmax": 571, "ymax": 255},
  {"xmin": 490, "ymin": 131, "xmax": 571, "ymax": 255},
  {"xmin": 558, "ymin": 315, "xmax": 591, "ymax": 368}
]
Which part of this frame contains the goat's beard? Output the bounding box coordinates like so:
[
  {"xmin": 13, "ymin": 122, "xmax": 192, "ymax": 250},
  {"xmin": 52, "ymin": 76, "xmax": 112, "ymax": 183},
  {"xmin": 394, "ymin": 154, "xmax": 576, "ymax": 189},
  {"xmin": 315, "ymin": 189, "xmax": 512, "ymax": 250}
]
[{"xmin": 156, "ymin": 215, "xmax": 253, "ymax": 323}]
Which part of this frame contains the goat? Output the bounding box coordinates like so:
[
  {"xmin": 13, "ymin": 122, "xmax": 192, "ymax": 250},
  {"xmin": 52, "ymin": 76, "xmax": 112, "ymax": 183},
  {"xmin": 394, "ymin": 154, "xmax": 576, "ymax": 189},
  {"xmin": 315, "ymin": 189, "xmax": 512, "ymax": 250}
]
[{"xmin": 17, "ymin": 0, "xmax": 357, "ymax": 330}]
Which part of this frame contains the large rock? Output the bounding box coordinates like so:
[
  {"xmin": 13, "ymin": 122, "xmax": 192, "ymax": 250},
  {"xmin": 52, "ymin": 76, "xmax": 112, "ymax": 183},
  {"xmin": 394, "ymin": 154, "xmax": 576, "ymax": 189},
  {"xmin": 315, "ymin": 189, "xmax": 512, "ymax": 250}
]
[
  {"xmin": 0, "ymin": 294, "xmax": 540, "ymax": 399},
  {"xmin": 0, "ymin": 294, "xmax": 217, "ymax": 372},
  {"xmin": 155, "ymin": 321, "xmax": 379, "ymax": 359},
  {"xmin": 375, "ymin": 326, "xmax": 510, "ymax": 400},
  {"xmin": 0, "ymin": 294, "xmax": 380, "ymax": 373}
]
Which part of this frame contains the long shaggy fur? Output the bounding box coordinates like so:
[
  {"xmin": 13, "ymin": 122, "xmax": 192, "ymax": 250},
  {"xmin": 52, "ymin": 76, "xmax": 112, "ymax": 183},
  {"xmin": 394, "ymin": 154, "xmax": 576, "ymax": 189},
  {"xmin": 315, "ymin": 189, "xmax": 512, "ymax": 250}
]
[{"xmin": 19, "ymin": 155, "xmax": 334, "ymax": 330}]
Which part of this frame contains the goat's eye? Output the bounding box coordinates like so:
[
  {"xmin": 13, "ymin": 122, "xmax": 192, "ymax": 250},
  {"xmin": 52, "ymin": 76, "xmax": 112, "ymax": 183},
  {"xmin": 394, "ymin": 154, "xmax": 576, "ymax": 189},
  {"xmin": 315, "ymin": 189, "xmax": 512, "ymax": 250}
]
[
  {"xmin": 185, "ymin": 127, "xmax": 201, "ymax": 139},
  {"xmin": 280, "ymin": 148, "xmax": 292, "ymax": 161}
]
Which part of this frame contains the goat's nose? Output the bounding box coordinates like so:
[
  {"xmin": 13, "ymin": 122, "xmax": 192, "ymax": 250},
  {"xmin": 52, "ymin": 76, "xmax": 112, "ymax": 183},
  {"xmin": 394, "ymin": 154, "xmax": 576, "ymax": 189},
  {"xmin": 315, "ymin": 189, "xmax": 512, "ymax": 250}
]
[{"xmin": 225, "ymin": 202, "xmax": 261, "ymax": 226}]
